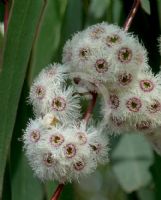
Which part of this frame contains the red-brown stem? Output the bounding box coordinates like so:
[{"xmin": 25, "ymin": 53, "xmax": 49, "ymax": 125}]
[
  {"xmin": 4, "ymin": 0, "xmax": 9, "ymax": 32},
  {"xmin": 123, "ymin": 0, "xmax": 140, "ymax": 31},
  {"xmin": 50, "ymin": 184, "xmax": 64, "ymax": 200},
  {"xmin": 83, "ymin": 92, "xmax": 98, "ymax": 124}
]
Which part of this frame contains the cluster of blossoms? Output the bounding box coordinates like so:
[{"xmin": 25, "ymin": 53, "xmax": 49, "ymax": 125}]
[
  {"xmin": 63, "ymin": 23, "xmax": 161, "ymax": 154},
  {"xmin": 24, "ymin": 22, "xmax": 161, "ymax": 183},
  {"xmin": 23, "ymin": 63, "xmax": 108, "ymax": 182}
]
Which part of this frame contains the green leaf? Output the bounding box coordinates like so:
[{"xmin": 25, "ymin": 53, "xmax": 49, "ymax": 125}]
[
  {"xmin": 157, "ymin": 0, "xmax": 161, "ymax": 28},
  {"xmin": 44, "ymin": 181, "xmax": 57, "ymax": 200},
  {"xmin": 0, "ymin": 0, "xmax": 44, "ymax": 197},
  {"xmin": 104, "ymin": 167, "xmax": 128, "ymax": 200},
  {"xmin": 28, "ymin": 0, "xmax": 67, "ymax": 83},
  {"xmin": 45, "ymin": 183, "xmax": 74, "ymax": 200},
  {"xmin": 55, "ymin": 0, "xmax": 83, "ymax": 62},
  {"xmin": 112, "ymin": 0, "xmax": 123, "ymax": 24},
  {"xmin": 2, "ymin": 160, "xmax": 11, "ymax": 200},
  {"xmin": 112, "ymin": 134, "xmax": 154, "ymax": 193},
  {"xmin": 12, "ymin": 155, "xmax": 44, "ymax": 200},
  {"xmin": 10, "ymin": 83, "xmax": 44, "ymax": 200},
  {"xmin": 140, "ymin": 0, "xmax": 151, "ymax": 15},
  {"xmin": 90, "ymin": 0, "xmax": 111, "ymax": 19},
  {"xmin": 59, "ymin": 0, "xmax": 82, "ymax": 43},
  {"xmin": 60, "ymin": 184, "xmax": 74, "ymax": 200}
]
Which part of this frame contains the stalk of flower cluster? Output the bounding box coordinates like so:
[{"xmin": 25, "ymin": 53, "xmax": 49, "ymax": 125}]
[
  {"xmin": 83, "ymin": 92, "xmax": 98, "ymax": 124},
  {"xmin": 50, "ymin": 1, "xmax": 141, "ymax": 200},
  {"xmin": 50, "ymin": 184, "xmax": 64, "ymax": 200},
  {"xmin": 3, "ymin": 0, "xmax": 9, "ymax": 32},
  {"xmin": 124, "ymin": 0, "xmax": 140, "ymax": 31}
]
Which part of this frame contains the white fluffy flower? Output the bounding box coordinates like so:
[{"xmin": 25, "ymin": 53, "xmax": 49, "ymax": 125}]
[
  {"xmin": 23, "ymin": 118, "xmax": 110, "ymax": 182},
  {"xmin": 83, "ymin": 23, "xmax": 127, "ymax": 47},
  {"xmin": 29, "ymin": 76, "xmax": 59, "ymax": 116},
  {"xmin": 62, "ymin": 22, "xmax": 148, "ymax": 86},
  {"xmin": 105, "ymin": 70, "xmax": 139, "ymax": 94},
  {"xmin": 71, "ymin": 156, "xmax": 97, "ymax": 181},
  {"xmin": 27, "ymin": 146, "xmax": 57, "ymax": 181},
  {"xmin": 102, "ymin": 69, "xmax": 161, "ymax": 134},
  {"xmin": 29, "ymin": 63, "xmax": 69, "ymax": 116},
  {"xmin": 41, "ymin": 113, "xmax": 61, "ymax": 128},
  {"xmin": 104, "ymin": 113, "xmax": 131, "ymax": 135},
  {"xmin": 29, "ymin": 64, "xmax": 81, "ymax": 122},
  {"xmin": 23, "ymin": 121, "xmax": 109, "ymax": 182},
  {"xmin": 82, "ymin": 47, "xmax": 113, "ymax": 82},
  {"xmin": 88, "ymin": 130, "xmax": 109, "ymax": 164},
  {"xmin": 23, "ymin": 118, "xmax": 46, "ymax": 150},
  {"xmin": 37, "ymin": 63, "xmax": 68, "ymax": 84},
  {"xmin": 47, "ymin": 86, "xmax": 81, "ymax": 123},
  {"xmin": 110, "ymin": 39, "xmax": 148, "ymax": 75},
  {"xmin": 137, "ymin": 69, "xmax": 161, "ymax": 98}
]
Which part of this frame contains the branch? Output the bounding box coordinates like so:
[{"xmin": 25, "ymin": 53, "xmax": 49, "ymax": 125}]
[
  {"xmin": 123, "ymin": 0, "xmax": 140, "ymax": 31},
  {"xmin": 83, "ymin": 92, "xmax": 98, "ymax": 124},
  {"xmin": 50, "ymin": 184, "xmax": 64, "ymax": 200},
  {"xmin": 3, "ymin": 0, "xmax": 9, "ymax": 33}
]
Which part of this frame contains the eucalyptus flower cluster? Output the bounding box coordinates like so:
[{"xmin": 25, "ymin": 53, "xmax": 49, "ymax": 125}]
[
  {"xmin": 63, "ymin": 22, "xmax": 161, "ymax": 154},
  {"xmin": 23, "ymin": 63, "xmax": 109, "ymax": 182},
  {"xmin": 24, "ymin": 22, "xmax": 161, "ymax": 183}
]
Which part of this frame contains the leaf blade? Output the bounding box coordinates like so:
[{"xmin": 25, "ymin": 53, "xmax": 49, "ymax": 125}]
[
  {"xmin": 28, "ymin": 0, "xmax": 67, "ymax": 83},
  {"xmin": 140, "ymin": 0, "xmax": 151, "ymax": 14},
  {"xmin": 112, "ymin": 134, "xmax": 154, "ymax": 193},
  {"xmin": 0, "ymin": 0, "xmax": 44, "ymax": 196}
]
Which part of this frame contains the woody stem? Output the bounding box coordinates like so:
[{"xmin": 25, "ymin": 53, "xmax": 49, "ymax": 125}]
[
  {"xmin": 123, "ymin": 0, "xmax": 140, "ymax": 31},
  {"xmin": 3, "ymin": 0, "xmax": 9, "ymax": 32},
  {"xmin": 83, "ymin": 92, "xmax": 98, "ymax": 124},
  {"xmin": 50, "ymin": 184, "xmax": 64, "ymax": 200}
]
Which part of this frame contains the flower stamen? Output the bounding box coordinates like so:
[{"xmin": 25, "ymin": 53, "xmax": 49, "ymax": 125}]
[
  {"xmin": 43, "ymin": 152, "xmax": 54, "ymax": 167},
  {"xmin": 30, "ymin": 130, "xmax": 40, "ymax": 143},
  {"xmin": 79, "ymin": 48, "xmax": 90, "ymax": 60},
  {"xmin": 50, "ymin": 134, "xmax": 64, "ymax": 147},
  {"xmin": 77, "ymin": 132, "xmax": 87, "ymax": 144},
  {"xmin": 95, "ymin": 59, "xmax": 109, "ymax": 73},
  {"xmin": 109, "ymin": 94, "xmax": 119, "ymax": 109},
  {"xmin": 73, "ymin": 160, "xmax": 85, "ymax": 171},
  {"xmin": 140, "ymin": 80, "xmax": 154, "ymax": 92},
  {"xmin": 126, "ymin": 97, "xmax": 142, "ymax": 112},
  {"xmin": 35, "ymin": 86, "xmax": 46, "ymax": 99},
  {"xmin": 106, "ymin": 34, "xmax": 121, "ymax": 47},
  {"xmin": 64, "ymin": 144, "xmax": 76, "ymax": 158},
  {"xmin": 118, "ymin": 73, "xmax": 132, "ymax": 86},
  {"xmin": 52, "ymin": 97, "xmax": 66, "ymax": 111},
  {"xmin": 118, "ymin": 47, "xmax": 132, "ymax": 63}
]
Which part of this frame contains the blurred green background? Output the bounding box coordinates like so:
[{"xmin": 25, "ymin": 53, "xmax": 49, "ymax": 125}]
[{"xmin": 0, "ymin": 0, "xmax": 161, "ymax": 200}]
